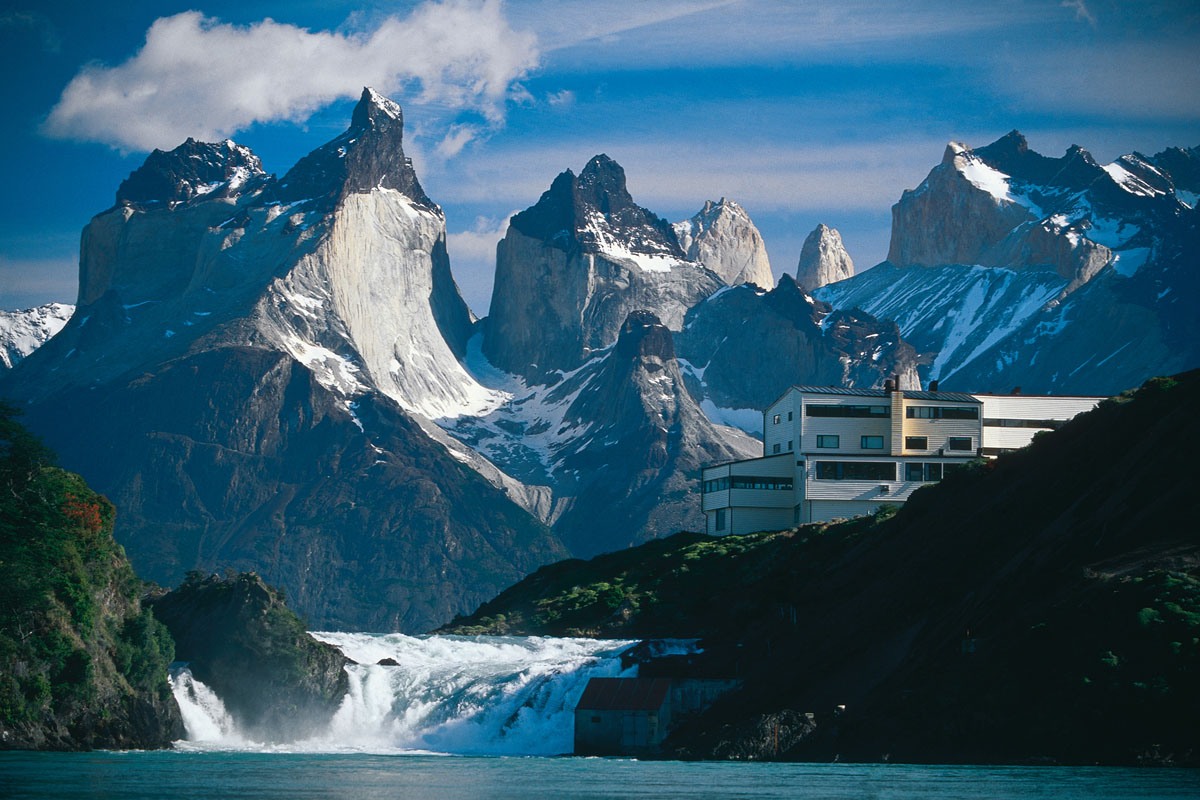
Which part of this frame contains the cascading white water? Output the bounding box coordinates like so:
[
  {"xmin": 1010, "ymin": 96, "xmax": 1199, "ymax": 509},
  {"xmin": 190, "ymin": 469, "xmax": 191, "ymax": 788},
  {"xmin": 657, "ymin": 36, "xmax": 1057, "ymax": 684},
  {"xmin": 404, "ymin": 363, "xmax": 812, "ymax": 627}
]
[
  {"xmin": 168, "ymin": 634, "xmax": 692, "ymax": 755},
  {"xmin": 168, "ymin": 665, "xmax": 244, "ymax": 745}
]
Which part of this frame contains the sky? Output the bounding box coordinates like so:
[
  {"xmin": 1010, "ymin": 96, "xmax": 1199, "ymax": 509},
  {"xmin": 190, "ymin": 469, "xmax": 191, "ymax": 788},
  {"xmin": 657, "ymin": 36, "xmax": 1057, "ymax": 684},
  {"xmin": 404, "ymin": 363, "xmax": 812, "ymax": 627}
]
[{"xmin": 1, "ymin": 0, "xmax": 1198, "ymax": 315}]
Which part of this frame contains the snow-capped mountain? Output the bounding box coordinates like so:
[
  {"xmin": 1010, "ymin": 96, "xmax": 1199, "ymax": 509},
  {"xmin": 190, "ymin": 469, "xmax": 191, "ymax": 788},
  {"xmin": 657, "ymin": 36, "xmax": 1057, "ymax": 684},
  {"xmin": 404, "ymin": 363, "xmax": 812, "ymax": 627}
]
[
  {"xmin": 0, "ymin": 303, "xmax": 73, "ymax": 370},
  {"xmin": 484, "ymin": 155, "xmax": 724, "ymax": 383},
  {"xmin": 795, "ymin": 224, "xmax": 854, "ymax": 291},
  {"xmin": 2, "ymin": 89, "xmax": 564, "ymax": 632},
  {"xmin": 818, "ymin": 132, "xmax": 1199, "ymax": 394},
  {"xmin": 673, "ymin": 198, "xmax": 775, "ymax": 289}
]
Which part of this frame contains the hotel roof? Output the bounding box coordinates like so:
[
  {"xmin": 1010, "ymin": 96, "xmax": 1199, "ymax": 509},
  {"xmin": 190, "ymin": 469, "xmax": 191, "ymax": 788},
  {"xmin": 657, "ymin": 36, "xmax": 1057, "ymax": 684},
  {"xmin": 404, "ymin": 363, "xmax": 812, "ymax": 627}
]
[{"xmin": 791, "ymin": 385, "xmax": 980, "ymax": 403}]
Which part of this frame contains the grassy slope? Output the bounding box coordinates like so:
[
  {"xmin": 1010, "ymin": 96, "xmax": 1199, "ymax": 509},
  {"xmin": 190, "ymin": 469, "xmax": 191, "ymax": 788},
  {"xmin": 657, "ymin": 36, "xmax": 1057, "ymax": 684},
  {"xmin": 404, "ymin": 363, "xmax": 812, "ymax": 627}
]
[{"xmin": 443, "ymin": 373, "xmax": 1200, "ymax": 764}]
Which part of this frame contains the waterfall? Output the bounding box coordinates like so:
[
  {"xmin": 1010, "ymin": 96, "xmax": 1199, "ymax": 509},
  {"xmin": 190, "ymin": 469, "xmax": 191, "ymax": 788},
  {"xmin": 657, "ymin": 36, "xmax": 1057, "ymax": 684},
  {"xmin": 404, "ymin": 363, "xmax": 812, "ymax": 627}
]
[
  {"xmin": 168, "ymin": 664, "xmax": 244, "ymax": 745},
  {"xmin": 168, "ymin": 634, "xmax": 691, "ymax": 755}
]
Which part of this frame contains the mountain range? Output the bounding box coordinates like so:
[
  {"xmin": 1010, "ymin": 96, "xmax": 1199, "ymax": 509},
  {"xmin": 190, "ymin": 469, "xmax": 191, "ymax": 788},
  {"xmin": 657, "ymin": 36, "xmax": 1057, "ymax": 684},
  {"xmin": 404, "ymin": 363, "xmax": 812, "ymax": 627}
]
[{"xmin": 2, "ymin": 89, "xmax": 1195, "ymax": 630}]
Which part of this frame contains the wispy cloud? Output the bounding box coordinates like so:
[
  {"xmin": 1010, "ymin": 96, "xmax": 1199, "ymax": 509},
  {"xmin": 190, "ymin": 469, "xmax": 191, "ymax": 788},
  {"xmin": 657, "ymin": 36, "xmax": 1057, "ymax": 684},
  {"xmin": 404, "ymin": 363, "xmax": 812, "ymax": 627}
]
[
  {"xmin": 43, "ymin": 0, "xmax": 538, "ymax": 152},
  {"xmin": 0, "ymin": 10, "xmax": 61, "ymax": 53},
  {"xmin": 1061, "ymin": 0, "xmax": 1096, "ymax": 27},
  {"xmin": 445, "ymin": 214, "xmax": 517, "ymax": 316}
]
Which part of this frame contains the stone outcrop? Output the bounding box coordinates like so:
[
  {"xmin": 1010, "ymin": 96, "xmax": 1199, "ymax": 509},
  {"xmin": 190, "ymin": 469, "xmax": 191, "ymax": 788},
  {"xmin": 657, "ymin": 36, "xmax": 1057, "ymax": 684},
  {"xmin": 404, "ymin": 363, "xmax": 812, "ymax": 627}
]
[
  {"xmin": 484, "ymin": 155, "xmax": 723, "ymax": 382},
  {"xmin": 150, "ymin": 572, "xmax": 349, "ymax": 742},
  {"xmin": 674, "ymin": 199, "xmax": 774, "ymax": 289},
  {"xmin": 795, "ymin": 224, "xmax": 854, "ymax": 290}
]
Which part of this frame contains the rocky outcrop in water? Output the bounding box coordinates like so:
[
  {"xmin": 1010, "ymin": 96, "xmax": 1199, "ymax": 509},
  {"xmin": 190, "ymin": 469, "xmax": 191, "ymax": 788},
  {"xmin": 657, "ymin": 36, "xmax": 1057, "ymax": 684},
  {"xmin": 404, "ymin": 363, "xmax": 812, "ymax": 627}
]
[
  {"xmin": 795, "ymin": 224, "xmax": 854, "ymax": 290},
  {"xmin": 150, "ymin": 572, "xmax": 348, "ymax": 742},
  {"xmin": 674, "ymin": 199, "xmax": 774, "ymax": 289}
]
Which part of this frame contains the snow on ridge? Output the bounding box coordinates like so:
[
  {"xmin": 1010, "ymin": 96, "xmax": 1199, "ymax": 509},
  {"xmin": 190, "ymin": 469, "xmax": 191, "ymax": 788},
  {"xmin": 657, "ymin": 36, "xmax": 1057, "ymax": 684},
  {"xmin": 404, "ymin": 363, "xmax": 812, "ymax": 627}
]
[
  {"xmin": 953, "ymin": 151, "xmax": 1044, "ymax": 217},
  {"xmin": 1102, "ymin": 162, "xmax": 1165, "ymax": 197},
  {"xmin": 0, "ymin": 302, "xmax": 74, "ymax": 369}
]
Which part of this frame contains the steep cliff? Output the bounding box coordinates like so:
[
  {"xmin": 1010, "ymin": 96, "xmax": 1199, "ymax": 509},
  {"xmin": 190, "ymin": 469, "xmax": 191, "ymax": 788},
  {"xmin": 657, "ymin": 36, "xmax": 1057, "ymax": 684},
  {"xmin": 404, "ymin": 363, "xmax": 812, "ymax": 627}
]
[
  {"xmin": 0, "ymin": 408, "xmax": 183, "ymax": 750},
  {"xmin": 674, "ymin": 199, "xmax": 774, "ymax": 289},
  {"xmin": 484, "ymin": 155, "xmax": 723, "ymax": 382}
]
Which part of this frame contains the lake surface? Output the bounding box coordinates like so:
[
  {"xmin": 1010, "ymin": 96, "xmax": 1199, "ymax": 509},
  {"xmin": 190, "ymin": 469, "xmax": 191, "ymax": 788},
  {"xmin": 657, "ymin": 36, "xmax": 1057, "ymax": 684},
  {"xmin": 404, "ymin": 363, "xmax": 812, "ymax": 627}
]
[{"xmin": 3, "ymin": 752, "xmax": 1198, "ymax": 800}]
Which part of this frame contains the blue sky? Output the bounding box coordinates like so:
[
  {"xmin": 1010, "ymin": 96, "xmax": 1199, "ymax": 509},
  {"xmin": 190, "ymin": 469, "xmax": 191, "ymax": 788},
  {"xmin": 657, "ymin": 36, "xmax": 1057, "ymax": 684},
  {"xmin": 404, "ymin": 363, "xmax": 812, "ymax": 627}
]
[{"xmin": 2, "ymin": 0, "xmax": 1197, "ymax": 315}]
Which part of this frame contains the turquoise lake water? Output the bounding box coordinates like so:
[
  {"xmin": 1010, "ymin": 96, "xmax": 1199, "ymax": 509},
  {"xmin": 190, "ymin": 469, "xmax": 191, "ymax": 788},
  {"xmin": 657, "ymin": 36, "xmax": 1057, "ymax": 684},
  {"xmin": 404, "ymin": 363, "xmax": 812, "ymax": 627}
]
[{"xmin": 3, "ymin": 752, "xmax": 1198, "ymax": 800}]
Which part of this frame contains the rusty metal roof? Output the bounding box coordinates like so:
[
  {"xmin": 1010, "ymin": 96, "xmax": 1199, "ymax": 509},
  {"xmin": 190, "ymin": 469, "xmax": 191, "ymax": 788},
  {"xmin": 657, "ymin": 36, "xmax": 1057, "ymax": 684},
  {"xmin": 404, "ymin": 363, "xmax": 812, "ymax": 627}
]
[{"xmin": 576, "ymin": 678, "xmax": 671, "ymax": 711}]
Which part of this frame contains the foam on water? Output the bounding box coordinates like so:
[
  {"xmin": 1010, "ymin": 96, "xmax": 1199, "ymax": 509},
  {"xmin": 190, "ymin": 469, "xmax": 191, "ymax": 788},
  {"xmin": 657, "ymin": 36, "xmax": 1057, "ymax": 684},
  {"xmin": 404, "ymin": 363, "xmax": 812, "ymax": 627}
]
[{"xmin": 168, "ymin": 633, "xmax": 692, "ymax": 755}]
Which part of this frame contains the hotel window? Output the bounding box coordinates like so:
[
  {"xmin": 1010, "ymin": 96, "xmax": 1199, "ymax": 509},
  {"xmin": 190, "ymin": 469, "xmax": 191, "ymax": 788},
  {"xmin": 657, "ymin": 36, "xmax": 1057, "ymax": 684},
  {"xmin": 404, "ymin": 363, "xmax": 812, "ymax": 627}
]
[
  {"xmin": 904, "ymin": 462, "xmax": 924, "ymax": 481},
  {"xmin": 905, "ymin": 436, "xmax": 928, "ymax": 450},
  {"xmin": 861, "ymin": 435, "xmax": 885, "ymax": 450},
  {"xmin": 925, "ymin": 463, "xmax": 943, "ymax": 481},
  {"xmin": 773, "ymin": 443, "xmax": 781, "ymax": 454},
  {"xmin": 807, "ymin": 404, "xmax": 889, "ymax": 418},
  {"xmin": 773, "ymin": 414, "xmax": 781, "ymax": 424},
  {"xmin": 788, "ymin": 411, "xmax": 793, "ymax": 421},
  {"xmin": 815, "ymin": 461, "xmax": 896, "ymax": 481},
  {"xmin": 787, "ymin": 440, "xmax": 793, "ymax": 451},
  {"xmin": 906, "ymin": 406, "xmax": 979, "ymax": 420},
  {"xmin": 816, "ymin": 435, "xmax": 839, "ymax": 449},
  {"xmin": 715, "ymin": 508, "xmax": 726, "ymax": 531},
  {"xmin": 947, "ymin": 436, "xmax": 973, "ymax": 451}
]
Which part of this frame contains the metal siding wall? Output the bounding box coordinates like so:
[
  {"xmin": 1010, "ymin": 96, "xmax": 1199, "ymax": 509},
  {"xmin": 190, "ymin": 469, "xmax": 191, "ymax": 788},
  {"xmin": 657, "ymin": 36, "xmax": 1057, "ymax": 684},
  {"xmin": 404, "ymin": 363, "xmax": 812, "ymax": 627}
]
[{"xmin": 730, "ymin": 507, "xmax": 793, "ymax": 535}]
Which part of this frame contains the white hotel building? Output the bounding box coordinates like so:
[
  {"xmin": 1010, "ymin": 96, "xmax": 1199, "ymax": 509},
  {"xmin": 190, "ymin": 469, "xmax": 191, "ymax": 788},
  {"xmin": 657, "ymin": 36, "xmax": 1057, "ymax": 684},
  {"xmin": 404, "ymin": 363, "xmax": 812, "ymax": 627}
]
[{"xmin": 700, "ymin": 384, "xmax": 1101, "ymax": 535}]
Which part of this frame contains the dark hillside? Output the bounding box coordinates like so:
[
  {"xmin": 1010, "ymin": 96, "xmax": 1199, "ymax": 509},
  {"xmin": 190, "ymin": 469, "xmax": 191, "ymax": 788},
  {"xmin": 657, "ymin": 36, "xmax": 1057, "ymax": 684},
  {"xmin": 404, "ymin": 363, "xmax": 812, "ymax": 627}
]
[{"xmin": 444, "ymin": 372, "xmax": 1200, "ymax": 764}]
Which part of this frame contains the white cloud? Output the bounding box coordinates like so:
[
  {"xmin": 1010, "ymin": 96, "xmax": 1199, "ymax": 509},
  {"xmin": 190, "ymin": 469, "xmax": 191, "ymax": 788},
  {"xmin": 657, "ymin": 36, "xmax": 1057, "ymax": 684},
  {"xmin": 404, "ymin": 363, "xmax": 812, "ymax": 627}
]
[
  {"xmin": 43, "ymin": 0, "xmax": 539, "ymax": 152},
  {"xmin": 437, "ymin": 123, "xmax": 483, "ymax": 158},
  {"xmin": 547, "ymin": 90, "xmax": 576, "ymax": 107}
]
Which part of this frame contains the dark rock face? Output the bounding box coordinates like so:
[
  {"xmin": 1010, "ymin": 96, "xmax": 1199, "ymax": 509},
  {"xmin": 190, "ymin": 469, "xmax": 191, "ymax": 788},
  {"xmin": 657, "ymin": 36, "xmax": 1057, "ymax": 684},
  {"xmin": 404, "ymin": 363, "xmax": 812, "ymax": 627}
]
[
  {"xmin": 677, "ymin": 275, "xmax": 920, "ymax": 411},
  {"xmin": 14, "ymin": 346, "xmax": 563, "ymax": 632},
  {"xmin": 550, "ymin": 310, "xmax": 752, "ymax": 556},
  {"xmin": 485, "ymin": 155, "xmax": 721, "ymax": 382},
  {"xmin": 150, "ymin": 572, "xmax": 348, "ymax": 741},
  {"xmin": 273, "ymin": 87, "xmax": 434, "ymax": 211},
  {"xmin": 117, "ymin": 138, "xmax": 266, "ymax": 206}
]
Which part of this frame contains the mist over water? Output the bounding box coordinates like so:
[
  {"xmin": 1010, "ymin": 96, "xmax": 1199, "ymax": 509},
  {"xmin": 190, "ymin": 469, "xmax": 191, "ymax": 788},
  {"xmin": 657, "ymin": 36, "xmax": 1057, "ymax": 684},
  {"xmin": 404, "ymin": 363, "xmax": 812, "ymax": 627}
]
[{"xmin": 168, "ymin": 633, "xmax": 688, "ymax": 755}]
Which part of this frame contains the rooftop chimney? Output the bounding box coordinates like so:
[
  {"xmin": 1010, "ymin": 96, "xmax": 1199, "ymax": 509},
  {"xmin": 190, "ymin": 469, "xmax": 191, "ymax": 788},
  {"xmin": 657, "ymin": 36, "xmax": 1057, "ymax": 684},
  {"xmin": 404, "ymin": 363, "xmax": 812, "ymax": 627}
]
[{"xmin": 929, "ymin": 379, "xmax": 939, "ymax": 392}]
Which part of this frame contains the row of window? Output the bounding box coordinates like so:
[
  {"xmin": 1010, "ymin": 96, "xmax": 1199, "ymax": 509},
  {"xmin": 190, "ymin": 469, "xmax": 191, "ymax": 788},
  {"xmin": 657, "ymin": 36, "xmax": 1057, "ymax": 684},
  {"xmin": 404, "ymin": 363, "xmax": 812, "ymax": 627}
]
[
  {"xmin": 806, "ymin": 404, "xmax": 889, "ymax": 418},
  {"xmin": 813, "ymin": 460, "xmax": 967, "ymax": 482},
  {"xmin": 811, "ymin": 435, "xmax": 973, "ymax": 451},
  {"xmin": 770, "ymin": 440, "xmax": 794, "ymax": 454},
  {"xmin": 702, "ymin": 475, "xmax": 795, "ymax": 493},
  {"xmin": 906, "ymin": 405, "xmax": 979, "ymax": 420},
  {"xmin": 982, "ymin": 418, "xmax": 1064, "ymax": 429},
  {"xmin": 770, "ymin": 411, "xmax": 795, "ymax": 424}
]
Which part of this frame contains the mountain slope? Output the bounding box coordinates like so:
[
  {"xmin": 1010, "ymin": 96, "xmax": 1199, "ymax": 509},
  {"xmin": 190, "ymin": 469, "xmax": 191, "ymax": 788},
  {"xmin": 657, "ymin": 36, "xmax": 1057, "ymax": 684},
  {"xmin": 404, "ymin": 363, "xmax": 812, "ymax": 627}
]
[
  {"xmin": 1, "ymin": 89, "xmax": 565, "ymax": 632},
  {"xmin": 818, "ymin": 132, "xmax": 1199, "ymax": 394},
  {"xmin": 445, "ymin": 371, "xmax": 1199, "ymax": 764}
]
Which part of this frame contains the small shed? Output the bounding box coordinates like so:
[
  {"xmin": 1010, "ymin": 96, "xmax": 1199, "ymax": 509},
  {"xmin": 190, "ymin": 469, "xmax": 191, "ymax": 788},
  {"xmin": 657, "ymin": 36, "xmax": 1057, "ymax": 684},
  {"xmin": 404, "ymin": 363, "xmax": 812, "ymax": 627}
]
[{"xmin": 574, "ymin": 677, "xmax": 672, "ymax": 756}]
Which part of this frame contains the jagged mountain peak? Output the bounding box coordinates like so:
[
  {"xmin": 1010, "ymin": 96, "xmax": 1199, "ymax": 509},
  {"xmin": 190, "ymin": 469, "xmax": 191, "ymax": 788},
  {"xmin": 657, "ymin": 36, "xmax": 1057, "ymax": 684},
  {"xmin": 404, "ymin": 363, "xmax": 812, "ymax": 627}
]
[
  {"xmin": 351, "ymin": 86, "xmax": 404, "ymax": 130},
  {"xmin": 116, "ymin": 137, "xmax": 265, "ymax": 206},
  {"xmin": 796, "ymin": 223, "xmax": 854, "ymax": 290},
  {"xmin": 274, "ymin": 87, "xmax": 433, "ymax": 210},
  {"xmin": 673, "ymin": 197, "xmax": 774, "ymax": 289}
]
